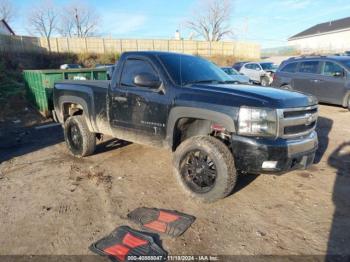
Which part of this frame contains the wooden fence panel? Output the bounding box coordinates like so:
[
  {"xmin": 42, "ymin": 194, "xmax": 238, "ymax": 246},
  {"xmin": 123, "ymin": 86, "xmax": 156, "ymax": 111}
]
[
  {"xmin": 121, "ymin": 39, "xmax": 138, "ymax": 51},
  {"xmin": 153, "ymin": 40, "xmax": 169, "ymax": 51},
  {"xmin": 183, "ymin": 40, "xmax": 197, "ymax": 54},
  {"xmin": 0, "ymin": 35, "xmax": 261, "ymax": 59},
  {"xmin": 104, "ymin": 38, "xmax": 121, "ymax": 53},
  {"xmin": 85, "ymin": 37, "xmax": 105, "ymax": 53},
  {"xmin": 137, "ymin": 39, "xmax": 154, "ymax": 51}
]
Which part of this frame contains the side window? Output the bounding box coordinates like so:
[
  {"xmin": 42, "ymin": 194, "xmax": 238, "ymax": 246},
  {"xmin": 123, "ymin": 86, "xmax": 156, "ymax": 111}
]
[
  {"xmin": 322, "ymin": 61, "xmax": 344, "ymax": 77},
  {"xmin": 244, "ymin": 64, "xmax": 252, "ymax": 69},
  {"xmin": 281, "ymin": 62, "xmax": 298, "ymax": 73},
  {"xmin": 120, "ymin": 59, "xmax": 157, "ymax": 87},
  {"xmin": 254, "ymin": 64, "xmax": 262, "ymax": 70},
  {"xmin": 298, "ymin": 61, "xmax": 320, "ymax": 74}
]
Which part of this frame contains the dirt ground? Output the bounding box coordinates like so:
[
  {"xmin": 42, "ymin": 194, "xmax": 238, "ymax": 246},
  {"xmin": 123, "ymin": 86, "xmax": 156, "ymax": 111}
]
[{"xmin": 0, "ymin": 104, "xmax": 349, "ymax": 258}]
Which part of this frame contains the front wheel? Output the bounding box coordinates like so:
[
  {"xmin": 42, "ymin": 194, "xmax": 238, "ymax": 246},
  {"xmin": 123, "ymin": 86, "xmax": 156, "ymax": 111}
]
[
  {"xmin": 347, "ymin": 96, "xmax": 350, "ymax": 111},
  {"xmin": 173, "ymin": 136, "xmax": 237, "ymax": 202},
  {"xmin": 64, "ymin": 115, "xmax": 96, "ymax": 157}
]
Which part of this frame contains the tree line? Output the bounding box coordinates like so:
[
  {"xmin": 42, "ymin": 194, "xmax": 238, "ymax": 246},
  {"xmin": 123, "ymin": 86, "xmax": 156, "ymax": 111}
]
[
  {"xmin": 0, "ymin": 0, "xmax": 235, "ymax": 51},
  {"xmin": 0, "ymin": 0, "xmax": 99, "ymax": 50}
]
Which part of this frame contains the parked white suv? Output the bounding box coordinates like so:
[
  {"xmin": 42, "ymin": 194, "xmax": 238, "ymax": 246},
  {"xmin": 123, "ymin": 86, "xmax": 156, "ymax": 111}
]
[{"xmin": 239, "ymin": 62, "xmax": 278, "ymax": 86}]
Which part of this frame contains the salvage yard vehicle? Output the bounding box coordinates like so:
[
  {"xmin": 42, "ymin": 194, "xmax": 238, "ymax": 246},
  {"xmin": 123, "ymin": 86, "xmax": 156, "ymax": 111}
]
[
  {"xmin": 272, "ymin": 56, "xmax": 350, "ymax": 110},
  {"xmin": 221, "ymin": 67, "xmax": 251, "ymax": 84},
  {"xmin": 53, "ymin": 51, "xmax": 318, "ymax": 202},
  {"xmin": 240, "ymin": 62, "xmax": 278, "ymax": 86}
]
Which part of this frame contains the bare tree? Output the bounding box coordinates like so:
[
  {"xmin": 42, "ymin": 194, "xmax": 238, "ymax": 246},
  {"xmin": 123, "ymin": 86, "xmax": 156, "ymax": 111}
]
[
  {"xmin": 186, "ymin": 0, "xmax": 234, "ymax": 41},
  {"xmin": 0, "ymin": 0, "xmax": 15, "ymax": 23},
  {"xmin": 59, "ymin": 3, "xmax": 99, "ymax": 38},
  {"xmin": 58, "ymin": 11, "xmax": 74, "ymax": 37},
  {"xmin": 27, "ymin": 0, "xmax": 58, "ymax": 51}
]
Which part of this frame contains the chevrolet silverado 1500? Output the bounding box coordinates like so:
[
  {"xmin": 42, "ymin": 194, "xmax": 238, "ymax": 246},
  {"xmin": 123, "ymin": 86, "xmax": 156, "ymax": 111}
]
[{"xmin": 53, "ymin": 51, "xmax": 318, "ymax": 202}]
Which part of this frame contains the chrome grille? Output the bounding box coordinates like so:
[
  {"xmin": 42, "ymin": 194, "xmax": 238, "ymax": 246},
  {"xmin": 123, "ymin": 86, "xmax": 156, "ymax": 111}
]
[{"xmin": 277, "ymin": 105, "xmax": 318, "ymax": 138}]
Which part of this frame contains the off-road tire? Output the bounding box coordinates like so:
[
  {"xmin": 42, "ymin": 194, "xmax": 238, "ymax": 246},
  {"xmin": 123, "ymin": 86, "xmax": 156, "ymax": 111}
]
[
  {"xmin": 64, "ymin": 115, "xmax": 96, "ymax": 157},
  {"xmin": 261, "ymin": 76, "xmax": 270, "ymax": 87},
  {"xmin": 347, "ymin": 96, "xmax": 350, "ymax": 111},
  {"xmin": 173, "ymin": 136, "xmax": 237, "ymax": 202}
]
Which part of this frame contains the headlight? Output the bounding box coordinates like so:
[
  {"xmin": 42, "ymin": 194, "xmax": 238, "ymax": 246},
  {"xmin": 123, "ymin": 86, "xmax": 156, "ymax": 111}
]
[{"xmin": 238, "ymin": 107, "xmax": 277, "ymax": 137}]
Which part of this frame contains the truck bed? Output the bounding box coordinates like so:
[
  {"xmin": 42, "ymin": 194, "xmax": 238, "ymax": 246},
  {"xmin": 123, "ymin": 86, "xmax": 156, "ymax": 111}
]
[
  {"xmin": 53, "ymin": 80, "xmax": 111, "ymax": 135},
  {"xmin": 56, "ymin": 80, "xmax": 109, "ymax": 88}
]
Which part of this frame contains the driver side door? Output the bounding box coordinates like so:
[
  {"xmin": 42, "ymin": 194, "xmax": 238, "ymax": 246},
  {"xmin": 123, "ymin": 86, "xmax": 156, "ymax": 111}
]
[{"xmin": 110, "ymin": 58, "xmax": 170, "ymax": 143}]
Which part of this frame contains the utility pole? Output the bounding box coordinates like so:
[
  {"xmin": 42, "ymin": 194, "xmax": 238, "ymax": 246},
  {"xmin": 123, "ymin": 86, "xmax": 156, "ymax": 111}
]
[{"xmin": 74, "ymin": 8, "xmax": 81, "ymax": 37}]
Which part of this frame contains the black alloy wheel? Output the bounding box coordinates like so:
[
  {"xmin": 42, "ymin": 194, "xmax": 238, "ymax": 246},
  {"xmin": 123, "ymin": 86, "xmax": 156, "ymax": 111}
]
[{"xmin": 180, "ymin": 150, "xmax": 217, "ymax": 194}]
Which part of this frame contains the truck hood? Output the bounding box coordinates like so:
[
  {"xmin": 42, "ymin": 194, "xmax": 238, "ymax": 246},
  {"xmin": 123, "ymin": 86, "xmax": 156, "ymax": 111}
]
[{"xmin": 190, "ymin": 84, "xmax": 318, "ymax": 108}]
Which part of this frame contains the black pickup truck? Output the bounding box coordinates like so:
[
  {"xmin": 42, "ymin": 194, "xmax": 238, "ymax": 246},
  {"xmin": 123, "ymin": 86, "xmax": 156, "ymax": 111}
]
[{"xmin": 53, "ymin": 51, "xmax": 319, "ymax": 202}]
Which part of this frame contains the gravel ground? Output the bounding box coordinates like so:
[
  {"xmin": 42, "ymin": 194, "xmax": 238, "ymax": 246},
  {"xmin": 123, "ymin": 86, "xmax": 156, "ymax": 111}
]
[{"xmin": 0, "ymin": 104, "xmax": 349, "ymax": 257}]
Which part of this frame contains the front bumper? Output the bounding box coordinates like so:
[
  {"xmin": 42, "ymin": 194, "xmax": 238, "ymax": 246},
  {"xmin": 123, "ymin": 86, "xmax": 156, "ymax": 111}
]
[{"xmin": 231, "ymin": 131, "xmax": 318, "ymax": 174}]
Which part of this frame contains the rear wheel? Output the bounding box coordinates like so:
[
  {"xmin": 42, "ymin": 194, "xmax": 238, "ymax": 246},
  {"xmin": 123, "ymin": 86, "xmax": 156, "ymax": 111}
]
[
  {"xmin": 64, "ymin": 115, "xmax": 96, "ymax": 157},
  {"xmin": 173, "ymin": 136, "xmax": 237, "ymax": 202}
]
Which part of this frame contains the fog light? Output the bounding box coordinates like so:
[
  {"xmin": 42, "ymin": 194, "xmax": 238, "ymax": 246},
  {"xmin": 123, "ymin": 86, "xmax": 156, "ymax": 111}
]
[{"xmin": 262, "ymin": 161, "xmax": 278, "ymax": 169}]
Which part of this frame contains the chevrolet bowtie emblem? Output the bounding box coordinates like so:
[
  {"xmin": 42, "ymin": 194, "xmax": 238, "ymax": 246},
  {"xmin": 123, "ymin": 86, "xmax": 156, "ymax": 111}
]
[{"xmin": 305, "ymin": 113, "xmax": 314, "ymax": 125}]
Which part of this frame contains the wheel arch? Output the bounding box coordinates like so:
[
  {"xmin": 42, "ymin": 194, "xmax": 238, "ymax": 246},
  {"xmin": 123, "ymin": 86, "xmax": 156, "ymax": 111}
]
[
  {"xmin": 280, "ymin": 83, "xmax": 292, "ymax": 90},
  {"xmin": 166, "ymin": 107, "xmax": 236, "ymax": 150},
  {"xmin": 58, "ymin": 95, "xmax": 94, "ymax": 131}
]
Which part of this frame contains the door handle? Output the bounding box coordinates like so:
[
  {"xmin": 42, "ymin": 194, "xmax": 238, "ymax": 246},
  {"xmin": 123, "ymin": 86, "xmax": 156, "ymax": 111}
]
[{"xmin": 113, "ymin": 96, "xmax": 127, "ymax": 102}]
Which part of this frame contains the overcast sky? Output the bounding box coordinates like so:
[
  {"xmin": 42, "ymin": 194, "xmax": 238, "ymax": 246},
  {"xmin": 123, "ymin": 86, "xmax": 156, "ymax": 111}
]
[{"xmin": 9, "ymin": 0, "xmax": 350, "ymax": 48}]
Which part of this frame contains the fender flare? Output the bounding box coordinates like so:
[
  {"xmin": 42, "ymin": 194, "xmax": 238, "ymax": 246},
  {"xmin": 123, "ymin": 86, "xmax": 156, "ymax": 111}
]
[
  {"xmin": 166, "ymin": 106, "xmax": 236, "ymax": 148},
  {"xmin": 58, "ymin": 95, "xmax": 95, "ymax": 132}
]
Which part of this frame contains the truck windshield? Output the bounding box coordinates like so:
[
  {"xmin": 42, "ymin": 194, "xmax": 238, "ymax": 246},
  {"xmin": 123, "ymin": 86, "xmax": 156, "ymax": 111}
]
[{"xmin": 158, "ymin": 54, "xmax": 232, "ymax": 86}]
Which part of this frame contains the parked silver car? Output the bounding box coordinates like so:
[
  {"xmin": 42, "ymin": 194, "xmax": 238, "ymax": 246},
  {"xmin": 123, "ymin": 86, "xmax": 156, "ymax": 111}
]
[
  {"xmin": 239, "ymin": 62, "xmax": 278, "ymax": 86},
  {"xmin": 221, "ymin": 67, "xmax": 251, "ymax": 84},
  {"xmin": 272, "ymin": 55, "xmax": 350, "ymax": 110}
]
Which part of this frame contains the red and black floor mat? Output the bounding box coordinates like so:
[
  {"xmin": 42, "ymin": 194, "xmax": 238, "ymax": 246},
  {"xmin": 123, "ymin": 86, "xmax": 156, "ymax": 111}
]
[
  {"xmin": 89, "ymin": 226, "xmax": 167, "ymax": 262},
  {"xmin": 127, "ymin": 207, "xmax": 195, "ymax": 237}
]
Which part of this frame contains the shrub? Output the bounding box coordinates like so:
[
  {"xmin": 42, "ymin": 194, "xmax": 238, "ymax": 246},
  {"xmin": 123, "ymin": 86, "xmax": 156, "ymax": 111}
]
[{"xmin": 0, "ymin": 58, "xmax": 24, "ymax": 102}]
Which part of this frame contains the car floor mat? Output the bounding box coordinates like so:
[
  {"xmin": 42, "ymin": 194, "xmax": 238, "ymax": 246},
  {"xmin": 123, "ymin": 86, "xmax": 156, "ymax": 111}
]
[
  {"xmin": 89, "ymin": 226, "xmax": 167, "ymax": 262},
  {"xmin": 127, "ymin": 207, "xmax": 196, "ymax": 237}
]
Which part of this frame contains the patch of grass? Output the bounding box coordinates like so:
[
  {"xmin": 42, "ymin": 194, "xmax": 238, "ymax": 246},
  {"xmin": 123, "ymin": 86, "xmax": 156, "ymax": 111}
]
[{"xmin": 0, "ymin": 59, "xmax": 25, "ymax": 103}]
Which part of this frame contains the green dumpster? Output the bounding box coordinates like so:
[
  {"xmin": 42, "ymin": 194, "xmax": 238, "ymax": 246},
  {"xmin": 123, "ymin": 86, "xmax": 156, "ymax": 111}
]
[{"xmin": 23, "ymin": 68, "xmax": 108, "ymax": 117}]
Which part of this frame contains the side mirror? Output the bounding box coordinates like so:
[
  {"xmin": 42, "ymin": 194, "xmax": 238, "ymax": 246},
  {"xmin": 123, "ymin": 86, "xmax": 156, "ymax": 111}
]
[
  {"xmin": 333, "ymin": 71, "xmax": 343, "ymax": 77},
  {"xmin": 256, "ymin": 67, "xmax": 261, "ymax": 71},
  {"xmin": 134, "ymin": 73, "xmax": 161, "ymax": 89}
]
